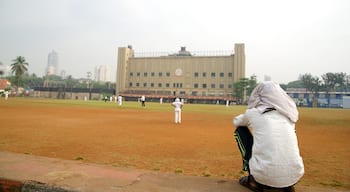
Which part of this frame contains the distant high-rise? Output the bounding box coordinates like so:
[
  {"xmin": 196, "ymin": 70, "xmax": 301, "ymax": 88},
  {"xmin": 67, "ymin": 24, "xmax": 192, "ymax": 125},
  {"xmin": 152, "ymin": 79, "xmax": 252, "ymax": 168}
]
[
  {"xmin": 95, "ymin": 65, "xmax": 111, "ymax": 82},
  {"xmin": 46, "ymin": 50, "xmax": 59, "ymax": 75}
]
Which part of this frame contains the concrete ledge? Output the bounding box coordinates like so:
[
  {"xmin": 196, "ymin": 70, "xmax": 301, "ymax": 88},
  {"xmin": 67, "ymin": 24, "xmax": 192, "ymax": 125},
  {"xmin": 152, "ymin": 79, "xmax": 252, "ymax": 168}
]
[
  {"xmin": 0, "ymin": 152, "xmax": 347, "ymax": 192},
  {"xmin": 0, "ymin": 179, "xmax": 77, "ymax": 192}
]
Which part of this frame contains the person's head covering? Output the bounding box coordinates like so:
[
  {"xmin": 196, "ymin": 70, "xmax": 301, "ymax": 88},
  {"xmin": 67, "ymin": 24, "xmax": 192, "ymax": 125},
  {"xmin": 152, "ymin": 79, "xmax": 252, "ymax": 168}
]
[
  {"xmin": 248, "ymin": 81, "xmax": 298, "ymax": 123},
  {"xmin": 175, "ymin": 98, "xmax": 180, "ymax": 102}
]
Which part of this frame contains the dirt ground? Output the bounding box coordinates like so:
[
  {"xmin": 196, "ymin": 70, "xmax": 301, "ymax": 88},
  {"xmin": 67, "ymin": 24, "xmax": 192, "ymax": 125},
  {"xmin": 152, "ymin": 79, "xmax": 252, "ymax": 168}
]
[{"xmin": 0, "ymin": 99, "xmax": 349, "ymax": 190}]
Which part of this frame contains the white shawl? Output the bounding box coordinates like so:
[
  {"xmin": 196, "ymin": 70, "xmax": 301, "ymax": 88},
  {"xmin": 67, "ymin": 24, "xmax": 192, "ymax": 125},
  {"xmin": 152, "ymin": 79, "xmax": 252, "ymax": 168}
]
[{"xmin": 248, "ymin": 81, "xmax": 298, "ymax": 123}]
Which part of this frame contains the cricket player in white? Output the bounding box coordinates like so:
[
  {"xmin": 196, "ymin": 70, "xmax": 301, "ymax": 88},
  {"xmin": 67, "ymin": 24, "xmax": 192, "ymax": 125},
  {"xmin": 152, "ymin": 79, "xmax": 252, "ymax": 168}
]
[
  {"xmin": 171, "ymin": 98, "xmax": 183, "ymax": 124},
  {"xmin": 117, "ymin": 95, "xmax": 122, "ymax": 106}
]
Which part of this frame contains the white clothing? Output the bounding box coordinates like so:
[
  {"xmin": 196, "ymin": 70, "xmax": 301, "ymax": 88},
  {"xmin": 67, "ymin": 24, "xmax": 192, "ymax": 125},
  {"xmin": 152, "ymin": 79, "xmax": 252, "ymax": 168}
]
[
  {"xmin": 233, "ymin": 81, "xmax": 304, "ymax": 188},
  {"xmin": 4, "ymin": 91, "xmax": 9, "ymax": 100},
  {"xmin": 174, "ymin": 110, "xmax": 181, "ymax": 123},
  {"xmin": 234, "ymin": 109, "xmax": 304, "ymax": 187},
  {"xmin": 117, "ymin": 96, "xmax": 122, "ymax": 106},
  {"xmin": 248, "ymin": 81, "xmax": 298, "ymax": 123},
  {"xmin": 172, "ymin": 99, "xmax": 183, "ymax": 123}
]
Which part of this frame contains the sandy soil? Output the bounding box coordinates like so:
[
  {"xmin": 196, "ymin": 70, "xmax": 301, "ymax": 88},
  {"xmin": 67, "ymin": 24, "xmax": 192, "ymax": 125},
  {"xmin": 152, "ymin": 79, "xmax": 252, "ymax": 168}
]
[{"xmin": 0, "ymin": 99, "xmax": 349, "ymax": 190}]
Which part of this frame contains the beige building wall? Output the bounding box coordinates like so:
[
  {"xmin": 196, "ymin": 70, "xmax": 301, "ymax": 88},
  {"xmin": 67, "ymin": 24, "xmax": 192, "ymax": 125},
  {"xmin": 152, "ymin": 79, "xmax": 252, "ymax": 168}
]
[{"xmin": 116, "ymin": 44, "xmax": 245, "ymax": 100}]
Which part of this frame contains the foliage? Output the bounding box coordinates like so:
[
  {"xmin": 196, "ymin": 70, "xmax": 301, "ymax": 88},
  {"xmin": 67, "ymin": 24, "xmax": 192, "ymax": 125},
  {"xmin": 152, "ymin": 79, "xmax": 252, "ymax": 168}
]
[
  {"xmin": 233, "ymin": 75, "xmax": 257, "ymax": 104},
  {"xmin": 285, "ymin": 80, "xmax": 304, "ymax": 89},
  {"xmin": 300, "ymin": 73, "xmax": 322, "ymax": 93},
  {"xmin": 10, "ymin": 56, "xmax": 29, "ymax": 87},
  {"xmin": 321, "ymin": 72, "xmax": 347, "ymax": 92},
  {"xmin": 299, "ymin": 72, "xmax": 350, "ymax": 92}
]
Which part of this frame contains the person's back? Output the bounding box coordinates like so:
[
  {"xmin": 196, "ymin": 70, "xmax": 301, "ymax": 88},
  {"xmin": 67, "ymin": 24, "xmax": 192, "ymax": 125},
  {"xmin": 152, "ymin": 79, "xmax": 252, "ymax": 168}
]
[
  {"xmin": 233, "ymin": 81, "xmax": 304, "ymax": 191},
  {"xmin": 238, "ymin": 108, "xmax": 304, "ymax": 187}
]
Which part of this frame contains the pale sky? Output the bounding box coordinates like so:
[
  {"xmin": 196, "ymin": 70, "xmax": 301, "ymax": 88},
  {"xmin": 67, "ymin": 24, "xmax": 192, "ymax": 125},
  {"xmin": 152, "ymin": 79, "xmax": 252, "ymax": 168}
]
[{"xmin": 0, "ymin": 0, "xmax": 349, "ymax": 84}]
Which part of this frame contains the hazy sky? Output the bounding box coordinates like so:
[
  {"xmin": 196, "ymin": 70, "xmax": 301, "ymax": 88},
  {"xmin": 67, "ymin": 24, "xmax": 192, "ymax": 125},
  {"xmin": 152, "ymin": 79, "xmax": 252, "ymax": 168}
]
[{"xmin": 0, "ymin": 0, "xmax": 349, "ymax": 84}]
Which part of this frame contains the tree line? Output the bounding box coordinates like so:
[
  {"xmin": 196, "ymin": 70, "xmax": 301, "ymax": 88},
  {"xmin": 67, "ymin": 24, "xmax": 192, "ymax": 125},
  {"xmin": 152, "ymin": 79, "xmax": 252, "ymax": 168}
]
[
  {"xmin": 1, "ymin": 56, "xmax": 115, "ymax": 90},
  {"xmin": 233, "ymin": 73, "xmax": 350, "ymax": 104}
]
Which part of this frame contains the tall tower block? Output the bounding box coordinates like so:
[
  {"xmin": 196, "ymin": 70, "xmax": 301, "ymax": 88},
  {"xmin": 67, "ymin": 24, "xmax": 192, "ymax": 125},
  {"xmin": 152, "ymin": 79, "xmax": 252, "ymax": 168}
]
[
  {"xmin": 233, "ymin": 44, "xmax": 245, "ymax": 82},
  {"xmin": 116, "ymin": 45, "xmax": 134, "ymax": 95}
]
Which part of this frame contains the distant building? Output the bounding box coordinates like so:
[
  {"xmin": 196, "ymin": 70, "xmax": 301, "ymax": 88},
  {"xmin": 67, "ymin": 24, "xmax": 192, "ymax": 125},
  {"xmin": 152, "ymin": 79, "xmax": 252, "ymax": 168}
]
[
  {"xmin": 0, "ymin": 79, "xmax": 11, "ymax": 90},
  {"xmin": 343, "ymin": 96, "xmax": 350, "ymax": 108},
  {"xmin": 95, "ymin": 65, "xmax": 111, "ymax": 82},
  {"xmin": 46, "ymin": 50, "xmax": 59, "ymax": 75},
  {"xmin": 60, "ymin": 70, "xmax": 66, "ymax": 79},
  {"xmin": 0, "ymin": 62, "xmax": 11, "ymax": 77},
  {"xmin": 116, "ymin": 44, "xmax": 246, "ymax": 102},
  {"xmin": 287, "ymin": 88, "xmax": 350, "ymax": 108}
]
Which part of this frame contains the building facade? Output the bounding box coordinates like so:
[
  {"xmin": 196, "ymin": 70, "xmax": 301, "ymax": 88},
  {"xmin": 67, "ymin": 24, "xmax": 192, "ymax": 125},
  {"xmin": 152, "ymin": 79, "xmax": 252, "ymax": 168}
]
[
  {"xmin": 116, "ymin": 44, "xmax": 245, "ymax": 102},
  {"xmin": 287, "ymin": 89, "xmax": 350, "ymax": 108},
  {"xmin": 46, "ymin": 50, "xmax": 59, "ymax": 75},
  {"xmin": 95, "ymin": 65, "xmax": 111, "ymax": 82}
]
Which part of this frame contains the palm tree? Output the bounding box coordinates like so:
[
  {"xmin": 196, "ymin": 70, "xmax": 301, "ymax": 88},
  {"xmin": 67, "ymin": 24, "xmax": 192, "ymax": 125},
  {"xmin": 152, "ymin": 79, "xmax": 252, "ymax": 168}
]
[{"xmin": 11, "ymin": 56, "xmax": 29, "ymax": 87}]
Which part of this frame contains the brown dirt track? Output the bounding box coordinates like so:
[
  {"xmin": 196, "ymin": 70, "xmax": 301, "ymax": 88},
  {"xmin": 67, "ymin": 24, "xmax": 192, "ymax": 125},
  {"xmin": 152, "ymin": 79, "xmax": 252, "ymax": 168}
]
[{"xmin": 0, "ymin": 98, "xmax": 349, "ymax": 190}]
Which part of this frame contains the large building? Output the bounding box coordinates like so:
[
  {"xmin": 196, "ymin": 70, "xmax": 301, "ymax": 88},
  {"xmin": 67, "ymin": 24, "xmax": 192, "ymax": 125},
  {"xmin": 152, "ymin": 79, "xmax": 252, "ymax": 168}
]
[
  {"xmin": 46, "ymin": 50, "xmax": 59, "ymax": 76},
  {"xmin": 95, "ymin": 65, "xmax": 111, "ymax": 82},
  {"xmin": 116, "ymin": 44, "xmax": 245, "ymax": 102}
]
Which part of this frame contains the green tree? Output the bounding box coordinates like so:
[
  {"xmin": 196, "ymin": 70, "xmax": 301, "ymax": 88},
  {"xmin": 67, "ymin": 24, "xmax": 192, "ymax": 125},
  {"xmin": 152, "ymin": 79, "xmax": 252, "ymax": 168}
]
[
  {"xmin": 233, "ymin": 76, "xmax": 257, "ymax": 104},
  {"xmin": 233, "ymin": 77, "xmax": 248, "ymax": 104},
  {"xmin": 23, "ymin": 73, "xmax": 44, "ymax": 88},
  {"xmin": 10, "ymin": 56, "xmax": 29, "ymax": 87},
  {"xmin": 247, "ymin": 75, "xmax": 258, "ymax": 96},
  {"xmin": 300, "ymin": 73, "xmax": 322, "ymax": 107}
]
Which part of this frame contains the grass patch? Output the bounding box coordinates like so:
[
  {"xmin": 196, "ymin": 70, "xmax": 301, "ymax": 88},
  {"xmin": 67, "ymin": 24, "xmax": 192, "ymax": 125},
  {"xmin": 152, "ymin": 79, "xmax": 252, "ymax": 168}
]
[
  {"xmin": 74, "ymin": 156, "xmax": 84, "ymax": 161},
  {"xmin": 320, "ymin": 180, "xmax": 343, "ymax": 187}
]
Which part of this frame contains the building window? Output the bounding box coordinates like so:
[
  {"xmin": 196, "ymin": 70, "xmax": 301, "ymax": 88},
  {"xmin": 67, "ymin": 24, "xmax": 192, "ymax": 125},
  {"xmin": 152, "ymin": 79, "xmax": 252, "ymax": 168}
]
[
  {"xmin": 166, "ymin": 72, "xmax": 170, "ymax": 77},
  {"xmin": 158, "ymin": 83, "xmax": 162, "ymax": 87},
  {"xmin": 129, "ymin": 82, "xmax": 132, "ymax": 87},
  {"xmin": 194, "ymin": 83, "xmax": 198, "ymax": 88},
  {"xmin": 202, "ymin": 84, "xmax": 207, "ymax": 88},
  {"xmin": 220, "ymin": 84, "xmax": 224, "ymax": 89},
  {"xmin": 211, "ymin": 72, "xmax": 216, "ymax": 77},
  {"xmin": 220, "ymin": 72, "xmax": 224, "ymax": 77},
  {"xmin": 136, "ymin": 83, "xmax": 140, "ymax": 87},
  {"xmin": 228, "ymin": 84, "xmax": 232, "ymax": 89},
  {"xmin": 228, "ymin": 72, "xmax": 233, "ymax": 77},
  {"xmin": 159, "ymin": 72, "xmax": 163, "ymax": 77},
  {"xmin": 194, "ymin": 72, "xmax": 199, "ymax": 77},
  {"xmin": 202, "ymin": 72, "xmax": 206, "ymax": 77},
  {"xmin": 211, "ymin": 84, "xmax": 215, "ymax": 88},
  {"xmin": 130, "ymin": 72, "xmax": 133, "ymax": 76},
  {"xmin": 151, "ymin": 83, "xmax": 154, "ymax": 87},
  {"xmin": 166, "ymin": 83, "xmax": 170, "ymax": 88},
  {"xmin": 144, "ymin": 72, "xmax": 147, "ymax": 77},
  {"xmin": 151, "ymin": 72, "xmax": 155, "ymax": 77},
  {"xmin": 137, "ymin": 72, "xmax": 140, "ymax": 77},
  {"xmin": 143, "ymin": 83, "xmax": 147, "ymax": 87}
]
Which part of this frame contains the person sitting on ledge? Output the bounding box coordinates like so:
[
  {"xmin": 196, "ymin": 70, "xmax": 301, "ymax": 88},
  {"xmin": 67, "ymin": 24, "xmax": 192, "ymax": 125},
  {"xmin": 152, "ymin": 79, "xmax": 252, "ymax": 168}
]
[{"xmin": 233, "ymin": 81, "xmax": 304, "ymax": 192}]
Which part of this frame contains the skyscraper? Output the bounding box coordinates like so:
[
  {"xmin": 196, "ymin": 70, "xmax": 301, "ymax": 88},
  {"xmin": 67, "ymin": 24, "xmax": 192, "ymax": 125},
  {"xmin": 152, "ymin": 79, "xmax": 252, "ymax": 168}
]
[
  {"xmin": 46, "ymin": 50, "xmax": 58, "ymax": 75},
  {"xmin": 95, "ymin": 65, "xmax": 111, "ymax": 82}
]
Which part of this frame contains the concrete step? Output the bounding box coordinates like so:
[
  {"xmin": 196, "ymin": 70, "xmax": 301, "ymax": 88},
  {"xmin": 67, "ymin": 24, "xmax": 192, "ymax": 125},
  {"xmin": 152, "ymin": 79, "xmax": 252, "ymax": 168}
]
[{"xmin": 0, "ymin": 152, "xmax": 347, "ymax": 192}]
